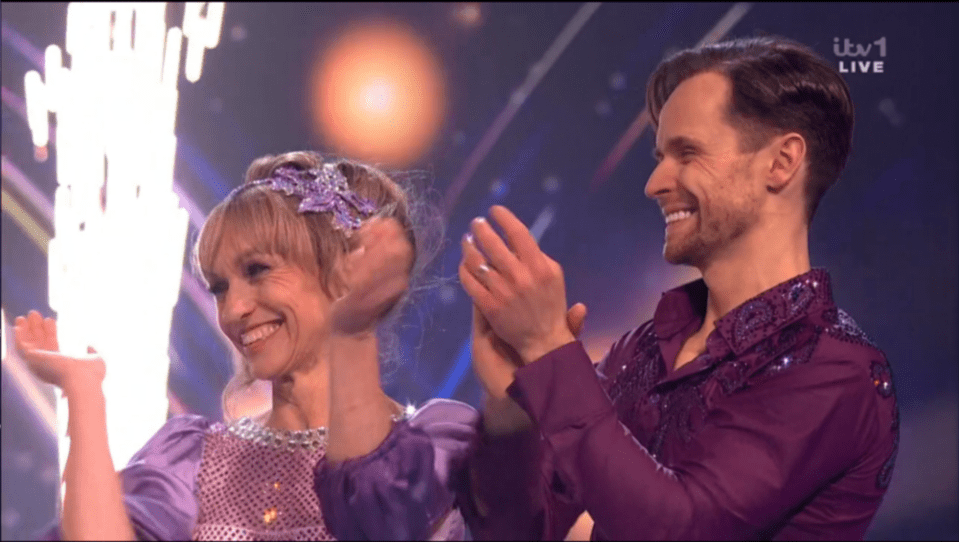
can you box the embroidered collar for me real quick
[654,268,835,357]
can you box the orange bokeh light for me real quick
[310,20,446,167]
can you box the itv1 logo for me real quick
[833,37,887,74]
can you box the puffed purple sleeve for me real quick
[40,414,211,541]
[315,398,479,541]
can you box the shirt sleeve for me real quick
[464,335,629,541]
[38,414,211,541]
[463,413,584,541]
[315,398,479,541]
[506,340,879,540]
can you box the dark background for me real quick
[2,3,956,539]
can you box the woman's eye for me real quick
[246,262,270,278]
[209,281,227,296]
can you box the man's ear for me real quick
[766,132,806,194]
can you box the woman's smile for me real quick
[240,319,284,354]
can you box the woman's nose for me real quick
[222,283,256,322]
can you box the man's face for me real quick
[646,71,765,269]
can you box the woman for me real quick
[15,151,478,540]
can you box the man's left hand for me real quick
[459,205,576,364]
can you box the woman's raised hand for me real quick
[329,217,414,336]
[14,310,105,392]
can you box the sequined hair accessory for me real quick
[230,164,378,232]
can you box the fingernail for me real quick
[464,233,474,244]
[473,216,486,224]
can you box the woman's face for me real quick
[207,232,332,380]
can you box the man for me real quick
[458,36,898,540]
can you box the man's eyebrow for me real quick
[652,136,704,160]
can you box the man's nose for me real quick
[644,161,673,200]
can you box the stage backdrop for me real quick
[2,3,956,540]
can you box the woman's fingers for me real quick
[27,310,44,338]
[14,314,40,352]
[44,317,59,350]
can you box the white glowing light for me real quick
[362,80,395,113]
[183,2,224,83]
[24,71,48,146]
[22,2,224,503]
[1,309,7,361]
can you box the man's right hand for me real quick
[471,302,586,400]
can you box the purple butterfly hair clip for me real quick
[230,164,378,233]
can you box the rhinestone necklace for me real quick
[227,411,409,452]
[228,417,328,452]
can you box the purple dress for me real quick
[45,398,478,541]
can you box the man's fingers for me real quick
[461,234,510,299]
[471,303,492,334]
[470,217,521,281]
[489,205,541,262]
[461,234,488,272]
[567,302,587,338]
[459,260,486,299]
[459,260,498,310]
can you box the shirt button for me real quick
[649,393,660,404]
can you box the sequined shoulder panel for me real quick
[816,307,899,490]
[192,423,335,541]
[820,307,880,350]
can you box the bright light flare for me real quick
[453,3,483,28]
[24,71,48,146]
[22,3,222,503]
[310,20,446,167]
[1,309,6,361]
[362,79,395,113]
[183,2,224,82]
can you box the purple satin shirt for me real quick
[468,269,899,540]
[42,398,478,541]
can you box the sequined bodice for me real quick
[192,423,335,541]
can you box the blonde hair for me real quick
[193,151,433,421]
